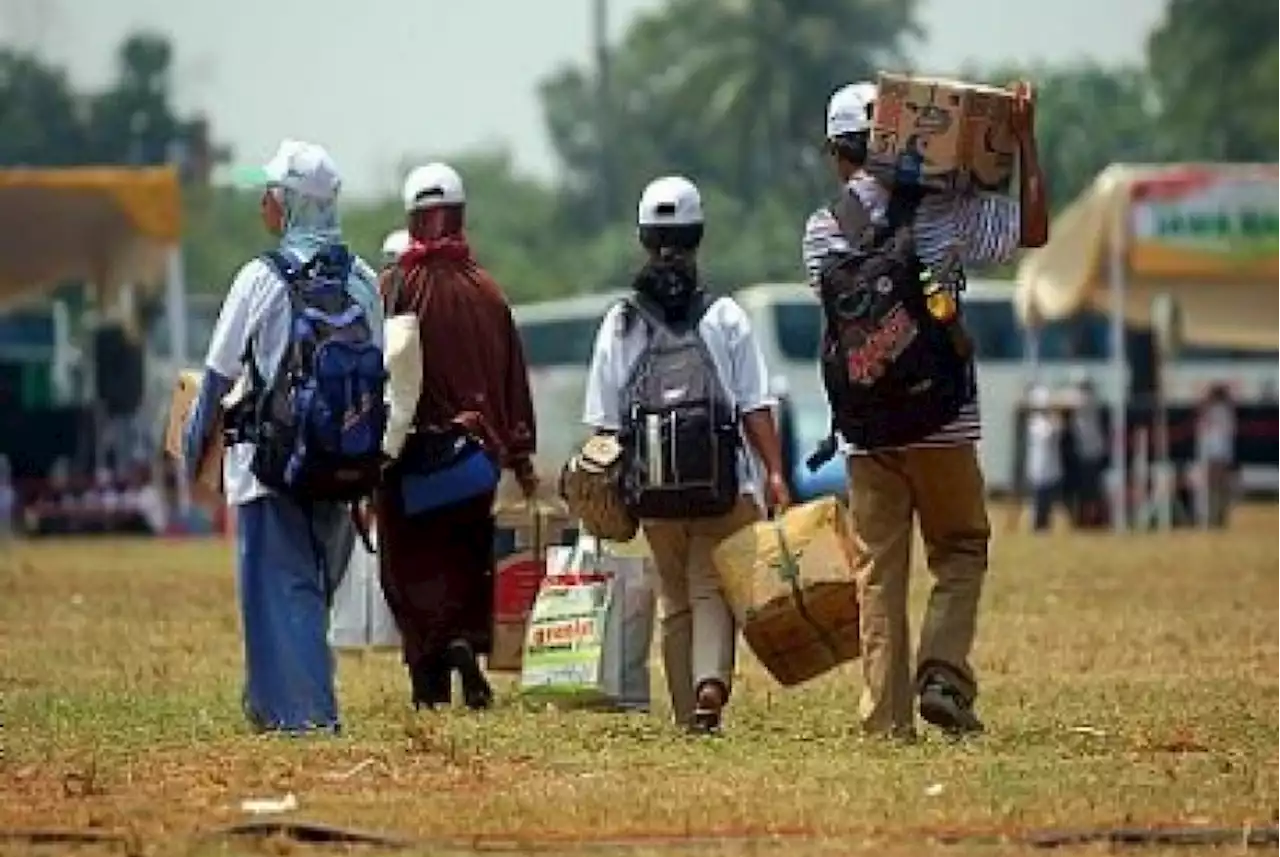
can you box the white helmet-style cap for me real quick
[234,139,343,201]
[826,81,878,138]
[380,228,411,264]
[401,162,465,212]
[637,175,704,227]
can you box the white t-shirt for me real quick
[204,253,382,506]
[582,295,776,503]
[1025,411,1063,487]
[1197,401,1235,464]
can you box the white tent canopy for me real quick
[1015,163,1278,350]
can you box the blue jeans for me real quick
[235,495,354,732]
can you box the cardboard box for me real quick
[164,370,225,497]
[868,73,1017,193]
[488,478,578,672]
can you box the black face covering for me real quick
[633,252,701,321]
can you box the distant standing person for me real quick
[1066,374,1108,528]
[1024,385,1064,532]
[1195,383,1236,528]
[583,176,789,733]
[801,79,1048,738]
[376,162,539,711]
[184,139,385,734]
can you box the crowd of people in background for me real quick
[0,453,220,538]
[1020,376,1239,531]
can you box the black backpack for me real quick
[618,292,740,520]
[815,188,973,452]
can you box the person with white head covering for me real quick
[799,78,1050,739]
[1024,384,1064,532]
[182,139,384,735]
[375,160,537,712]
[380,228,411,267]
[581,175,786,733]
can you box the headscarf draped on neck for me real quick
[274,186,343,261]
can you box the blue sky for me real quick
[0,0,1167,198]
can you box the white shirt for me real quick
[1197,401,1235,464]
[1025,410,1063,487]
[204,253,383,506]
[0,482,14,530]
[800,173,1021,450]
[582,295,775,502]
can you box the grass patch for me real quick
[1,505,1276,855]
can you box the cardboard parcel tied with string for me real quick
[711,496,861,687]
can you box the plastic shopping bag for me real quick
[329,530,402,650]
[519,535,656,710]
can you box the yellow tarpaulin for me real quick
[1015,163,1278,350]
[0,166,182,310]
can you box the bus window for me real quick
[1035,310,1109,360]
[963,300,1023,359]
[518,317,600,368]
[773,301,823,362]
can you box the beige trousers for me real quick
[847,444,990,734]
[643,497,761,724]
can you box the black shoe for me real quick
[919,679,984,736]
[446,640,493,711]
[411,653,451,710]
[690,680,726,735]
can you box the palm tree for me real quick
[654,0,922,201]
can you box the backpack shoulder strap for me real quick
[260,249,303,286]
[829,186,875,248]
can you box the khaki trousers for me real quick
[643,497,761,725]
[847,444,990,734]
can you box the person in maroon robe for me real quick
[376,162,537,710]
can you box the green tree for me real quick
[970,63,1170,209]
[85,32,180,165]
[541,0,922,231]
[0,50,88,165]
[1147,0,1279,161]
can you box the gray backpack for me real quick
[618,292,740,520]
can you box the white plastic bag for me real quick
[329,531,402,650]
[519,534,655,709]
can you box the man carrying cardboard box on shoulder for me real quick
[800,77,1048,740]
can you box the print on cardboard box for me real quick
[964,90,1016,193]
[870,77,965,190]
[869,73,1016,194]
[488,502,578,673]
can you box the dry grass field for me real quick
[1,504,1277,856]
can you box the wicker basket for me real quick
[711,497,860,687]
[559,434,639,543]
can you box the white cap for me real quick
[1028,384,1053,409]
[637,175,703,227]
[826,82,877,138]
[402,162,465,212]
[236,139,342,201]
[380,228,411,263]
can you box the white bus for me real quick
[508,282,1279,498]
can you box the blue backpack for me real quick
[244,245,387,504]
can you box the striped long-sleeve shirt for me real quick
[800,173,1021,451]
